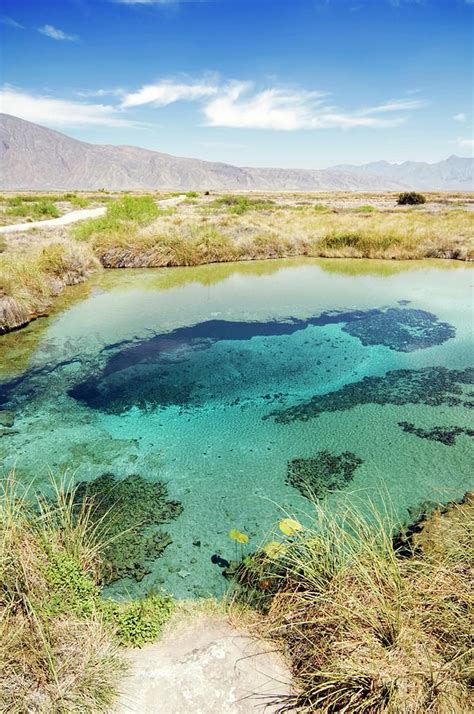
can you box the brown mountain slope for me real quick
[1,113,471,191]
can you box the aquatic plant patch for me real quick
[271,366,474,423]
[398,421,474,446]
[73,473,183,584]
[342,307,455,352]
[286,450,363,500]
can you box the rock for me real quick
[115,616,291,714]
[0,410,15,427]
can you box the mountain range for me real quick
[0,114,472,192]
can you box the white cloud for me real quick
[0,16,24,29]
[453,113,467,122]
[122,81,217,108]
[38,24,78,42]
[360,98,426,114]
[458,138,474,149]
[203,82,412,130]
[0,87,134,128]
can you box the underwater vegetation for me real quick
[272,366,474,423]
[66,306,457,415]
[286,450,363,500]
[73,473,183,584]
[342,307,455,352]
[398,421,474,446]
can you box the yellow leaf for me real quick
[229,529,249,544]
[263,541,287,559]
[279,518,303,536]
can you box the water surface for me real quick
[1,258,473,598]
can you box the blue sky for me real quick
[0,0,472,168]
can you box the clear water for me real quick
[1,258,473,599]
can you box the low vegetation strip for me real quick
[0,194,473,333]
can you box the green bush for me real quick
[185,191,200,198]
[107,195,159,222]
[397,192,426,206]
[104,593,175,647]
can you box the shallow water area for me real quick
[1,257,473,599]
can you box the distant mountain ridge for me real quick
[0,114,472,191]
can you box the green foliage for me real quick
[73,473,183,584]
[41,547,100,618]
[354,204,377,213]
[6,199,60,219]
[185,191,200,198]
[107,194,160,222]
[313,203,332,212]
[103,592,175,647]
[73,195,161,241]
[397,191,426,205]
[211,195,275,214]
[67,194,90,208]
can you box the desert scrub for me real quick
[236,497,473,713]
[0,242,99,332]
[397,191,426,205]
[5,199,60,219]
[210,195,275,214]
[0,475,176,712]
[73,194,162,242]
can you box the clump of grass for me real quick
[237,497,473,713]
[353,204,377,213]
[0,242,99,332]
[0,474,176,712]
[185,191,200,198]
[313,203,332,213]
[6,200,60,220]
[73,195,161,242]
[63,193,90,208]
[211,195,275,214]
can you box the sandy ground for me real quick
[0,194,186,234]
[115,616,292,714]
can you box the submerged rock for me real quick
[286,450,363,500]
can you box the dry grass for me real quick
[236,496,473,713]
[0,242,99,332]
[0,477,125,713]
[89,205,474,268]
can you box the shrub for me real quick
[397,192,426,205]
[107,194,159,222]
[103,593,175,647]
[185,191,200,198]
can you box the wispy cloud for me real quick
[203,82,415,130]
[0,86,134,128]
[359,98,426,114]
[0,16,24,29]
[458,138,474,149]
[38,24,78,42]
[122,81,217,108]
[453,113,467,122]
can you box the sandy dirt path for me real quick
[115,616,292,714]
[0,194,186,234]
